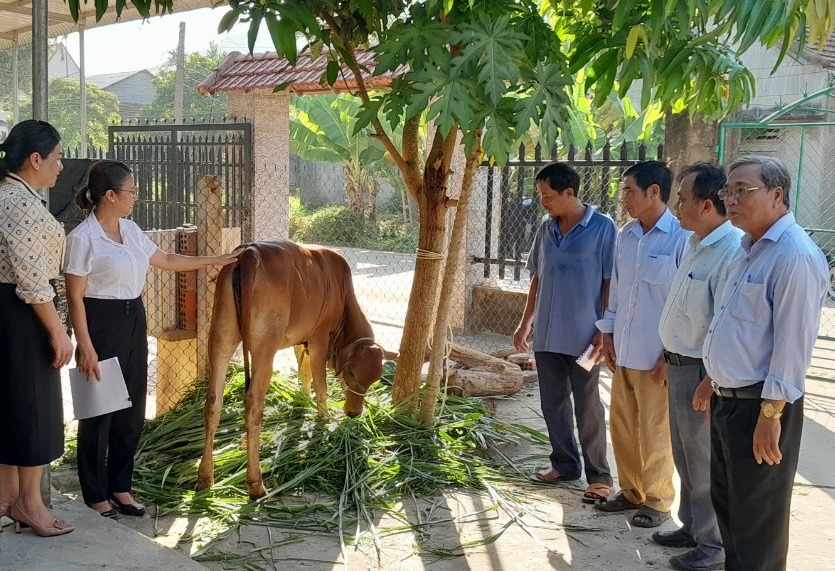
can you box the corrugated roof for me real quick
[88,69,154,89]
[197,48,399,96]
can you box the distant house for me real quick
[88,69,156,121]
[48,43,80,81]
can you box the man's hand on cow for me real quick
[214,251,242,266]
[589,332,616,372]
[513,322,532,353]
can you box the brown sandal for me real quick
[533,468,566,484]
[581,483,612,504]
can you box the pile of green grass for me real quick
[123,366,556,555]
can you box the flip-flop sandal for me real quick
[631,507,671,528]
[593,491,643,512]
[533,468,565,484]
[581,483,613,504]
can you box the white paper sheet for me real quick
[575,344,597,372]
[69,357,132,420]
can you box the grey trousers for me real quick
[534,351,612,485]
[668,362,723,562]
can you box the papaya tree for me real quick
[69,0,835,418]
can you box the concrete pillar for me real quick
[195,176,223,380]
[664,111,719,205]
[227,90,290,241]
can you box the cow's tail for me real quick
[234,244,260,392]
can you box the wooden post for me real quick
[196,176,223,380]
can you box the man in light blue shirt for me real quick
[592,160,690,529]
[703,156,828,571]
[656,164,743,571]
[514,162,615,504]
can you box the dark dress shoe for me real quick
[109,495,146,517]
[669,549,725,570]
[100,508,120,519]
[652,527,697,548]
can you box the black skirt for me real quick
[0,283,65,466]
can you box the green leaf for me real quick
[273,82,292,93]
[218,8,240,34]
[625,25,642,59]
[265,13,298,65]
[326,59,339,86]
[247,11,263,55]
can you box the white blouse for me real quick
[63,214,158,299]
[0,175,65,304]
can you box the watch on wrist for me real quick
[760,401,783,420]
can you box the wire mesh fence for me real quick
[720,122,835,341]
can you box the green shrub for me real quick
[289,192,308,237]
[293,206,372,247]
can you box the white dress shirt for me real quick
[703,213,828,402]
[658,221,744,357]
[63,213,158,299]
[596,208,691,370]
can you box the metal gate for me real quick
[474,141,664,282]
[108,121,254,241]
[719,87,835,340]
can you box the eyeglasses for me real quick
[717,186,766,201]
[119,189,137,198]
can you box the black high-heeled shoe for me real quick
[86,503,119,519]
[109,494,146,517]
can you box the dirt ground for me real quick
[55,341,835,571]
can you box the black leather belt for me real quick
[712,382,764,400]
[663,351,703,366]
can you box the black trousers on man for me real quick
[710,394,803,571]
[77,297,148,505]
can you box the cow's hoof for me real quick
[196,476,214,491]
[248,483,268,500]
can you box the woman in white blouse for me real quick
[64,160,238,519]
[0,120,74,537]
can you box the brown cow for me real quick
[196,240,396,499]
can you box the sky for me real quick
[60,7,276,76]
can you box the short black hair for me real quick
[535,162,581,196]
[678,163,727,216]
[623,160,673,203]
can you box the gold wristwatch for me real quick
[760,401,783,420]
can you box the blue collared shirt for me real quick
[703,213,828,403]
[596,208,691,370]
[527,205,616,357]
[658,221,744,357]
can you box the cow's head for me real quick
[336,338,398,417]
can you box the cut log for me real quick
[448,343,520,375]
[446,368,524,397]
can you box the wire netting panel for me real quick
[722,124,835,340]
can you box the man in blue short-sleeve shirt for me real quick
[514,162,616,504]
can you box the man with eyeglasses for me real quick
[703,155,828,570]
[656,164,743,571]
[591,160,690,529]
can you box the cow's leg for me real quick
[197,285,240,491]
[294,344,313,395]
[307,335,330,417]
[243,350,276,499]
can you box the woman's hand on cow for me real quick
[211,250,242,267]
[76,343,101,381]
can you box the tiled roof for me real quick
[197,48,398,96]
[802,35,835,69]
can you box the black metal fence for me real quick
[107,121,253,240]
[475,141,664,282]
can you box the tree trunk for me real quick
[419,142,481,422]
[446,369,523,397]
[344,168,364,216]
[366,177,378,223]
[391,129,457,409]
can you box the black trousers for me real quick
[710,394,803,571]
[77,297,148,505]
[534,351,612,485]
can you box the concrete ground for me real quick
[6,341,831,571]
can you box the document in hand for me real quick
[69,357,132,420]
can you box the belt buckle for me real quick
[711,382,722,397]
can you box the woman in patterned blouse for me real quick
[0,120,74,537]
